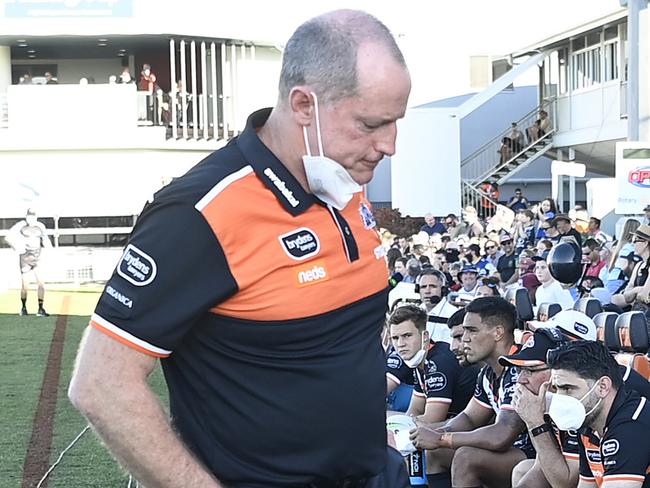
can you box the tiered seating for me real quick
[613,312,650,380]
[537,303,561,322]
[573,297,603,318]
[593,312,619,350]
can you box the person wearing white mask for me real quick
[386,305,478,425]
[69,10,412,488]
[5,208,51,316]
[508,325,650,488]
[546,341,650,488]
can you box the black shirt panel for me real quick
[164,289,388,486]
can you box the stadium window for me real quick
[586,31,601,47]
[572,36,585,51]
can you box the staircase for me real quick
[460,98,557,216]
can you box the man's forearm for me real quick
[527,429,576,488]
[442,422,518,451]
[75,379,222,488]
[438,412,476,433]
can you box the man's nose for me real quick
[374,122,397,157]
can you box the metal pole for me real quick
[627,0,646,141]
[201,41,208,140]
[169,38,177,139]
[180,40,188,140]
[190,40,198,140]
[222,43,229,137]
[210,42,219,140]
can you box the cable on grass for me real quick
[37,425,90,488]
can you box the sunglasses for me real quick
[634,238,648,243]
[501,241,513,245]
[486,246,496,250]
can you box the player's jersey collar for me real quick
[236,108,316,216]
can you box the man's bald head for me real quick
[278,9,406,106]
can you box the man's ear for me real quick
[493,324,505,342]
[598,376,613,398]
[289,87,314,127]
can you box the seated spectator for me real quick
[458,206,484,239]
[552,214,582,246]
[509,122,524,153]
[579,276,604,297]
[536,239,553,259]
[445,214,462,239]
[464,243,496,276]
[404,258,422,284]
[547,341,650,487]
[507,189,530,212]
[417,268,458,344]
[44,72,58,85]
[448,262,463,291]
[498,137,514,165]
[645,204,650,226]
[454,266,480,304]
[612,224,650,313]
[476,277,501,297]
[497,234,519,287]
[583,240,606,278]
[118,67,134,84]
[514,210,536,256]
[422,213,446,236]
[484,239,504,270]
[602,251,639,295]
[587,217,611,244]
[534,259,575,310]
[387,305,478,425]
[507,320,650,488]
[527,110,551,143]
[409,297,534,488]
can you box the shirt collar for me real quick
[235,108,316,216]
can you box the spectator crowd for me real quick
[383,197,650,488]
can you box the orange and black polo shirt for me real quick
[91,108,390,486]
[579,389,650,487]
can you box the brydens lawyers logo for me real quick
[628,167,650,188]
[279,227,320,260]
[117,244,157,286]
[295,260,329,287]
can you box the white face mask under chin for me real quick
[547,381,602,431]
[302,92,361,210]
[403,333,428,368]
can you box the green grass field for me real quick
[0,309,168,488]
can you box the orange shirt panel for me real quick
[200,174,388,321]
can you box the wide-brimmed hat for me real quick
[633,224,650,241]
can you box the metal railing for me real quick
[461,180,499,219]
[461,98,557,185]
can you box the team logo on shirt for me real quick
[586,448,601,463]
[602,439,619,456]
[359,202,376,230]
[295,260,329,287]
[117,244,157,286]
[522,336,535,350]
[425,372,447,392]
[279,227,320,260]
[387,355,403,369]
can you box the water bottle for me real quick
[407,449,427,486]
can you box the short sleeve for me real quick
[91,202,238,357]
[601,419,650,484]
[472,366,492,410]
[578,436,596,481]
[498,366,519,410]
[386,350,414,386]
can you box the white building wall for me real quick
[391,108,460,216]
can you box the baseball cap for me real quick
[500,234,513,244]
[459,265,479,276]
[544,309,597,341]
[499,327,566,367]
